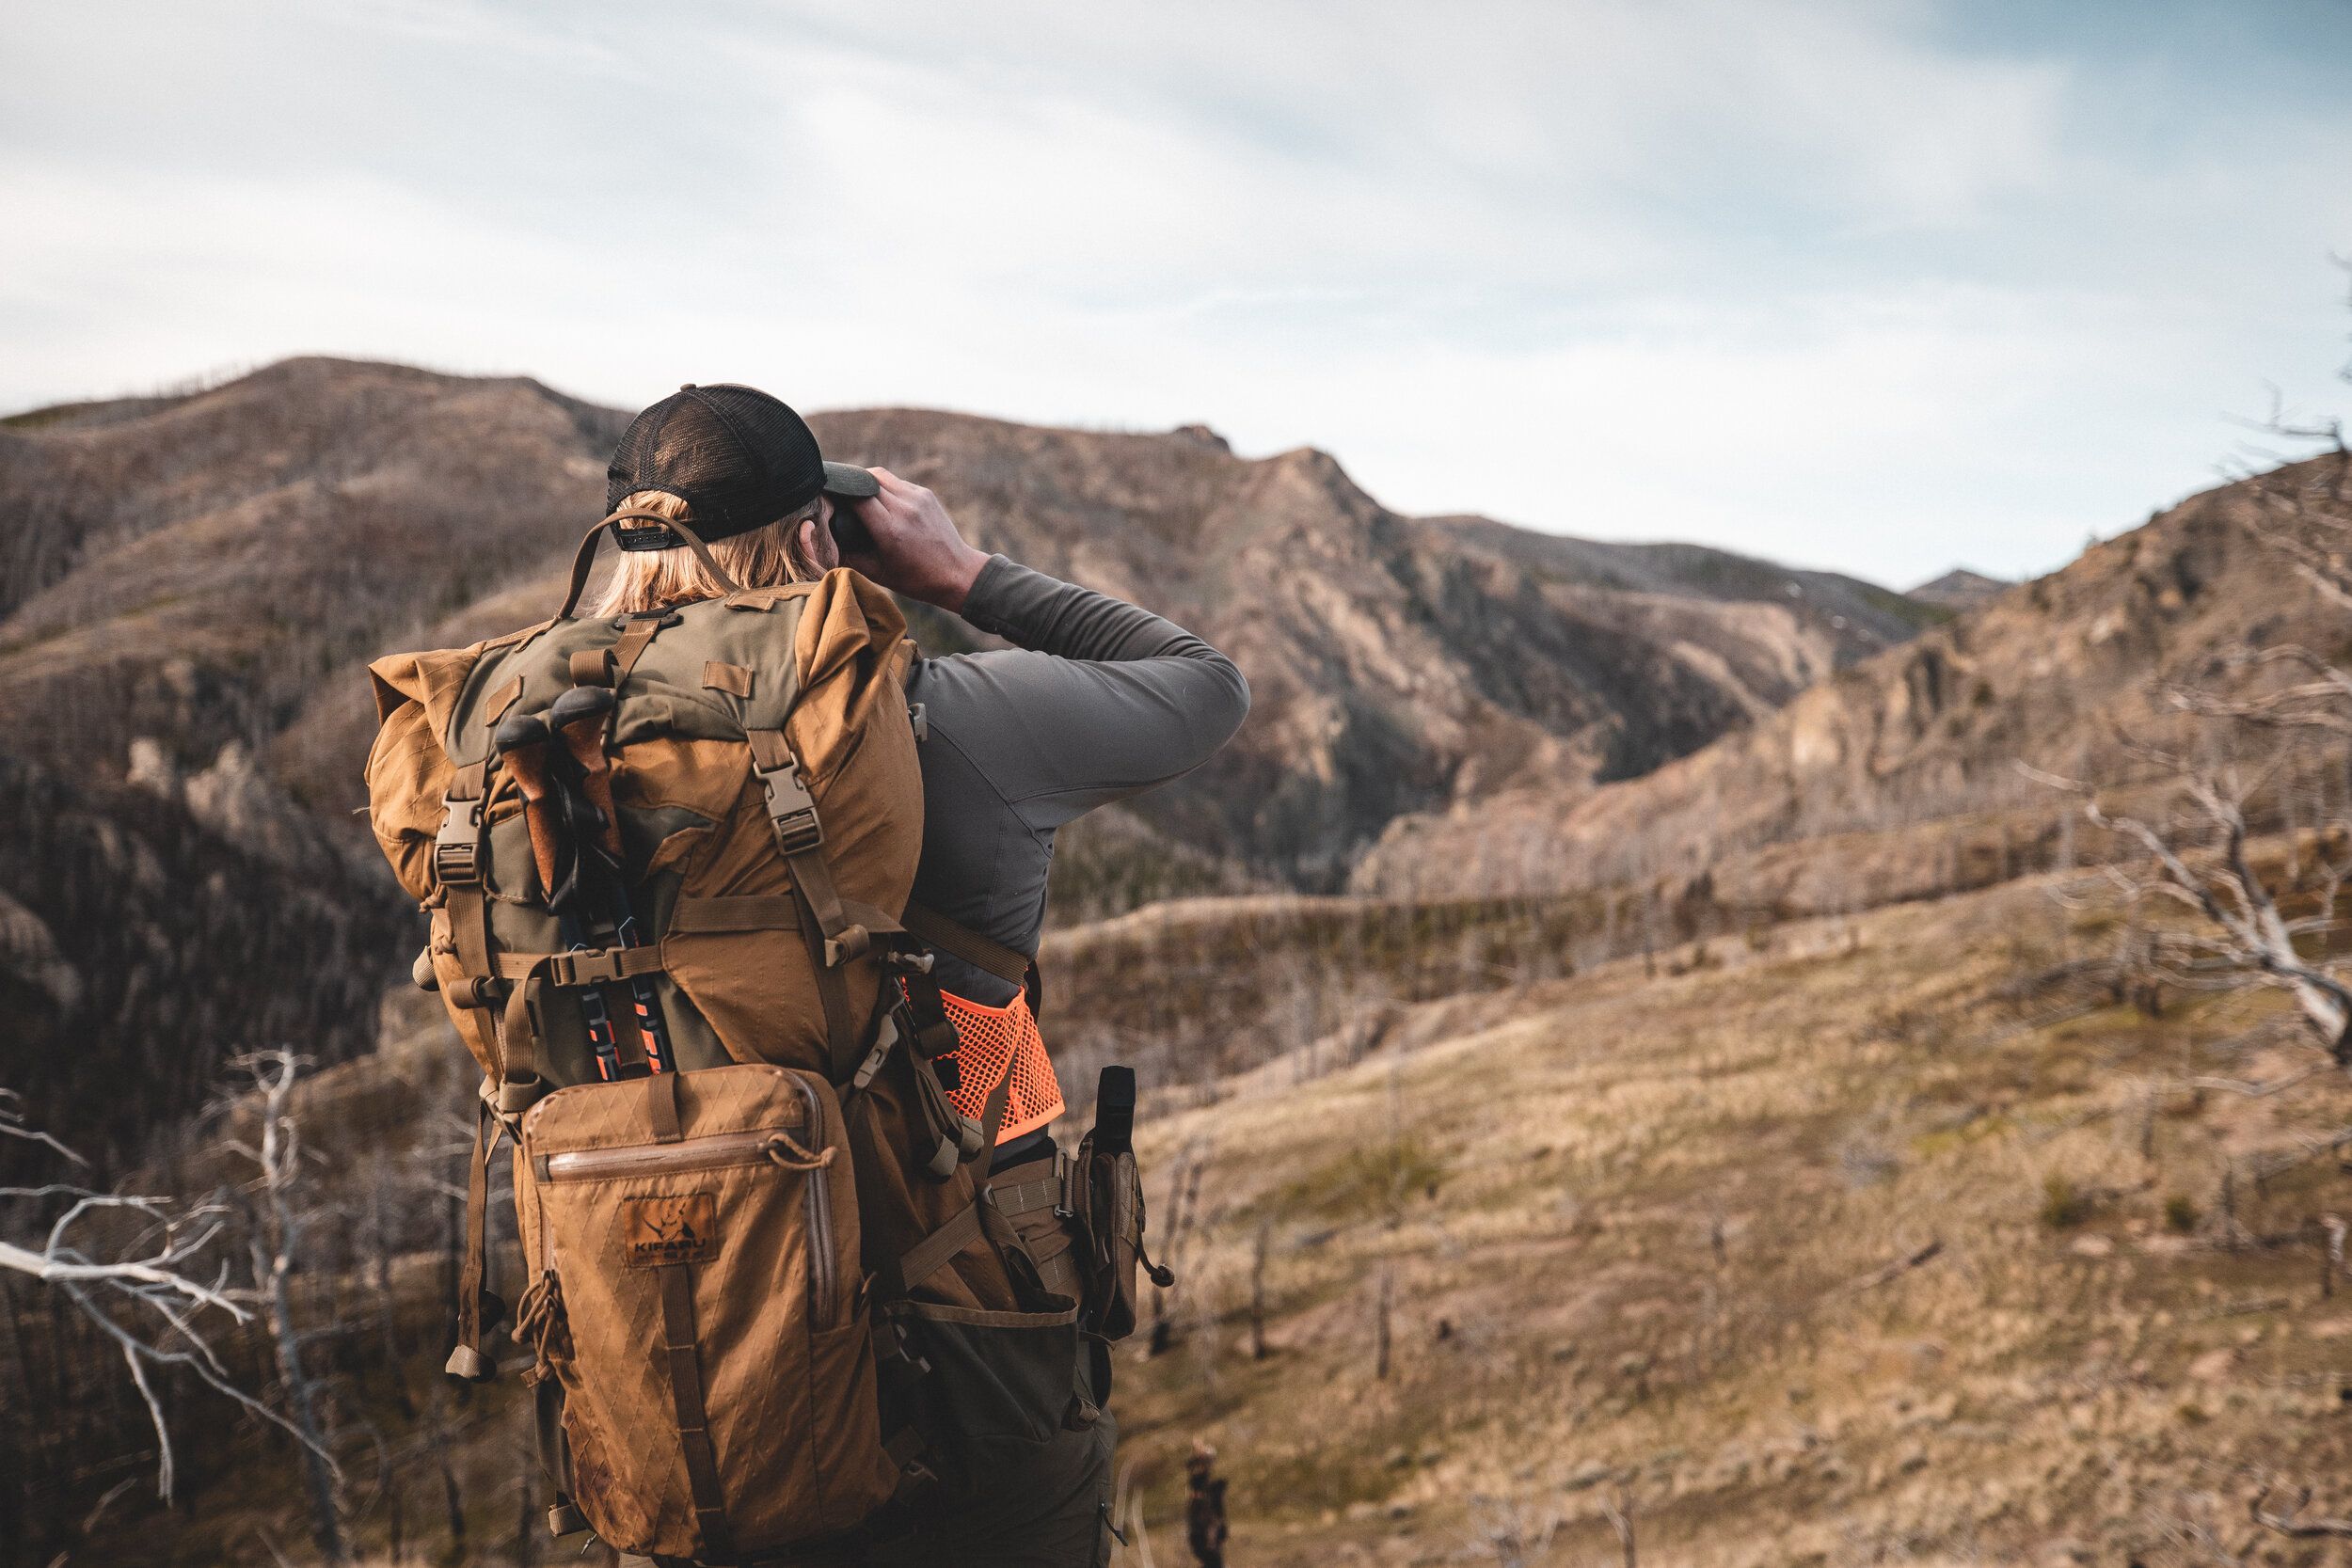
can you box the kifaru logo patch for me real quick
[622,1193,719,1267]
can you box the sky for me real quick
[4,0,2348,588]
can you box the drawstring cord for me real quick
[512,1269,572,1386]
[763,1130,835,1172]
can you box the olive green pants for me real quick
[620,1342,1116,1568]
[858,1400,1116,1567]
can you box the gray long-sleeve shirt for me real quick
[904,556,1250,1008]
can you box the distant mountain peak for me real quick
[1169,422,1231,453]
[1907,567,2010,610]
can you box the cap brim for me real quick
[820,461,881,499]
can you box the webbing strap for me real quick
[444,881,494,981]
[741,727,866,1076]
[901,902,1034,989]
[667,895,801,934]
[493,945,666,987]
[657,1265,736,1563]
[701,660,754,698]
[648,1068,684,1144]
[436,759,503,1058]
[532,1379,576,1506]
[974,1033,1016,1152]
[793,889,859,1084]
[899,969,961,1062]
[556,512,741,621]
[888,1200,984,1300]
[608,615,664,687]
[988,1164,1064,1220]
[745,729,871,968]
[988,1159,1079,1284]
[444,1099,497,1382]
[496,959,545,1102]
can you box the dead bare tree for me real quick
[0,1087,323,1504]
[1247,1219,1271,1361]
[220,1051,351,1565]
[2024,744,2352,1063]
[1470,1497,1557,1567]
[2015,307,2352,1270]
[1148,1138,1211,1358]
[2015,357,2352,1058]
[1600,1479,1639,1568]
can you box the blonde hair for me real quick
[589,490,823,617]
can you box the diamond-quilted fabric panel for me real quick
[516,1065,894,1557]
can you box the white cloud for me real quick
[3,0,2346,585]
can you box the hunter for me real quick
[366,382,1246,1567]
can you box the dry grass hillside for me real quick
[42,847,2352,1566]
[1106,863,2352,1567]
[21,356,2339,1565]
[1355,456,2348,911]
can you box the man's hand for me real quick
[834,468,991,613]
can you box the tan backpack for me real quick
[364,515,1080,1561]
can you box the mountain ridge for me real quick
[2,356,1933,873]
[0,356,1937,1164]
[1353,453,2345,907]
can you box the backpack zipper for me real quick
[539,1129,792,1180]
[539,1085,837,1322]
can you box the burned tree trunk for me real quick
[1248,1219,1270,1362]
[1185,1443,1230,1568]
[230,1052,350,1566]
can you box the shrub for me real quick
[2041,1174,2092,1230]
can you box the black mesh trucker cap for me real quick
[605,383,880,549]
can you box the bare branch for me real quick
[2180,1063,2330,1099]
[2252,1485,2352,1539]
[0,1088,87,1165]
[0,1076,335,1503]
[2033,762,2352,1062]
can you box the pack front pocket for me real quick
[514,1064,896,1560]
[886,1298,1082,1498]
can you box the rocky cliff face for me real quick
[0,750,404,1179]
[805,409,1926,882]
[1353,456,2346,905]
